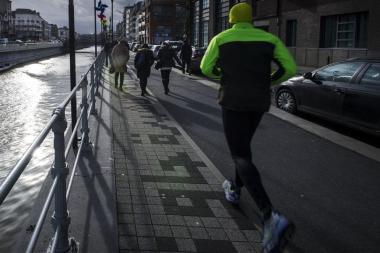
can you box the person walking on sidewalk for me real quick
[134,43,155,96]
[180,40,192,75]
[156,41,182,95]
[111,38,130,90]
[200,3,297,253]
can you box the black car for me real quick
[190,47,206,73]
[275,57,380,135]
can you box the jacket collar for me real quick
[232,22,253,29]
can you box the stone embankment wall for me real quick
[0,43,64,72]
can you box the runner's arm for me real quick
[271,38,297,85]
[200,37,221,80]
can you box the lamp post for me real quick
[68,0,77,149]
[94,0,98,56]
[111,0,114,41]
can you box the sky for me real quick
[12,0,137,34]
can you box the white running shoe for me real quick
[262,211,295,253]
[222,180,240,205]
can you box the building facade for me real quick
[0,0,12,38]
[252,0,380,67]
[128,2,144,42]
[12,9,45,41]
[58,26,69,41]
[123,6,133,41]
[145,0,187,45]
[50,24,58,40]
[190,0,380,67]
[42,19,51,41]
[190,0,250,47]
[138,5,146,43]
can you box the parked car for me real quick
[275,57,380,135]
[15,39,24,45]
[167,40,183,52]
[131,43,141,52]
[190,47,206,73]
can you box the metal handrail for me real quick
[0,49,105,253]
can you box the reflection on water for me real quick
[0,47,97,252]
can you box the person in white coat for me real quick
[111,38,130,90]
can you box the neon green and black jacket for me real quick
[200,22,296,111]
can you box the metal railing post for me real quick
[95,59,100,96]
[50,107,78,253]
[90,66,97,115]
[80,76,92,152]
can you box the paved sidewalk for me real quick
[110,71,263,253]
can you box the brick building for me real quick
[253,0,380,67]
[145,0,187,44]
[190,0,380,67]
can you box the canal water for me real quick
[0,47,98,252]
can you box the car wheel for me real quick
[276,89,297,113]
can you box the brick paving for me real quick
[110,72,262,253]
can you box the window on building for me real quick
[216,0,230,33]
[192,1,200,46]
[203,0,209,9]
[286,20,297,47]
[202,21,209,47]
[360,64,380,86]
[320,12,368,48]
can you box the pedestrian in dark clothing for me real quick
[201,3,297,253]
[156,41,182,94]
[134,44,155,96]
[180,40,192,74]
[104,40,112,67]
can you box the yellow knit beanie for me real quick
[229,3,253,24]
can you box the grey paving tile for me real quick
[170,226,190,238]
[136,225,155,236]
[232,241,257,253]
[217,218,239,229]
[224,229,247,242]
[151,214,169,225]
[205,199,224,208]
[118,214,134,224]
[133,205,148,214]
[147,204,165,214]
[205,228,229,240]
[119,236,138,250]
[176,197,193,207]
[200,217,221,228]
[188,227,209,239]
[134,214,152,224]
[118,224,136,236]
[167,215,186,226]
[138,237,157,251]
[184,216,203,227]
[153,225,173,237]
[211,207,231,218]
[175,238,197,252]
[242,230,261,243]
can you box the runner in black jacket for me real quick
[201,3,296,253]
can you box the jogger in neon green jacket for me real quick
[201,3,296,253]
